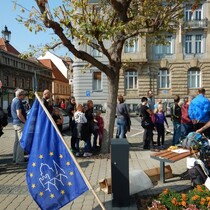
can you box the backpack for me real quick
[0,110,8,127]
[188,162,208,187]
[200,146,210,169]
[181,132,202,149]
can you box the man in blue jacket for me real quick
[188,88,210,137]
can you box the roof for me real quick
[0,38,20,55]
[39,59,69,83]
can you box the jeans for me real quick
[92,129,99,150]
[13,124,25,163]
[116,117,127,139]
[84,137,92,153]
[143,127,153,148]
[156,123,165,146]
[181,123,193,140]
[172,121,181,146]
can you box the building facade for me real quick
[0,38,52,110]
[39,59,71,100]
[121,0,210,111]
[73,0,210,112]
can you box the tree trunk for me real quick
[101,73,119,153]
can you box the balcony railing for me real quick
[183,18,208,29]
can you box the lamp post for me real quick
[1,25,11,43]
[33,71,38,92]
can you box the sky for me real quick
[0,1,70,57]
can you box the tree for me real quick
[15,0,198,153]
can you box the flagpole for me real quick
[34,92,106,210]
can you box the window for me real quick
[12,77,17,87]
[154,36,174,55]
[185,35,192,53]
[195,4,202,20]
[185,4,202,21]
[185,4,193,21]
[26,78,31,89]
[20,78,24,88]
[185,34,204,54]
[124,37,138,53]
[158,69,170,88]
[3,75,8,86]
[188,69,200,88]
[125,70,138,89]
[93,71,102,91]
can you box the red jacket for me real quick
[181,103,192,124]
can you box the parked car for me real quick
[57,108,70,131]
[26,107,70,131]
[93,104,106,113]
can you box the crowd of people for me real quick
[4,88,105,163]
[2,86,210,163]
[139,88,210,151]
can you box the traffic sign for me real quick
[86,90,91,97]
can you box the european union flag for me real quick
[20,99,89,210]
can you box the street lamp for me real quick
[1,26,11,43]
[33,71,37,92]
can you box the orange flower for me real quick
[201,198,206,203]
[182,193,187,200]
[172,198,177,205]
[163,188,168,194]
[181,201,186,207]
[192,195,200,201]
[197,185,203,192]
[206,197,210,201]
[208,201,210,206]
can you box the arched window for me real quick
[158,69,170,88]
[188,68,200,88]
[125,70,138,89]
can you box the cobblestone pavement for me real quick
[0,119,192,210]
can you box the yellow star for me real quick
[50,194,55,198]
[32,184,36,188]
[66,162,70,166]
[69,172,74,176]
[32,162,36,167]
[59,154,63,158]
[30,173,33,177]
[61,190,65,195]
[39,154,43,159]
[39,192,44,196]
[68,182,72,186]
[49,152,54,156]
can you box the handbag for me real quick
[141,118,153,129]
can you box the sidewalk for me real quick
[0,123,192,210]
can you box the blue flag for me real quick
[20,99,89,210]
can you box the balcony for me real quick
[183,18,208,29]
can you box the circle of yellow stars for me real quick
[30,152,74,199]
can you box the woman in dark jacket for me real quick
[140,97,154,150]
[116,95,130,138]
[83,100,94,157]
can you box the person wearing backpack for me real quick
[171,95,182,146]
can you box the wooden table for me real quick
[150,149,196,183]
